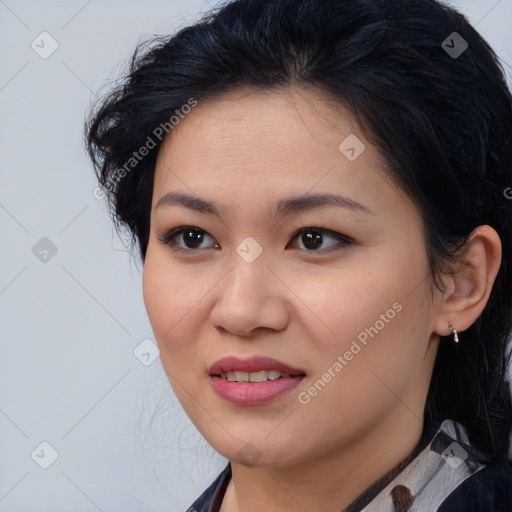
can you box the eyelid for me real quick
[288,226,354,247]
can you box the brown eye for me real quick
[288,228,353,252]
[300,231,323,250]
[157,226,218,252]
[181,229,206,249]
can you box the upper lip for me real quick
[209,356,306,376]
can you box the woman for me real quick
[85,0,512,510]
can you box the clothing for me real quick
[186,418,512,512]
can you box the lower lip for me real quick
[210,375,305,405]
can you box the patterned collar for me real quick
[357,419,488,511]
[188,419,489,512]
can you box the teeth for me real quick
[249,371,267,383]
[218,370,294,382]
[234,371,250,382]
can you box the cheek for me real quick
[139,241,210,429]
[290,262,402,348]
[290,299,429,452]
[293,249,431,391]
[142,250,201,359]
[143,252,172,337]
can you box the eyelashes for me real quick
[156,225,354,255]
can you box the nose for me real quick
[209,251,290,338]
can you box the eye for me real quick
[287,227,353,252]
[156,226,218,253]
[157,225,353,254]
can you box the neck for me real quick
[222,406,427,512]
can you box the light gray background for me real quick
[0,1,511,511]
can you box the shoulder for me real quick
[185,463,232,512]
[437,461,512,512]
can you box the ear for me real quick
[433,225,502,338]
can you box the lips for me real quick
[208,356,307,405]
[208,356,306,376]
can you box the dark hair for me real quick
[85,0,512,463]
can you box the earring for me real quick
[448,321,459,343]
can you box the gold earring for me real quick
[448,321,459,343]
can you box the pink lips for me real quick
[209,356,306,406]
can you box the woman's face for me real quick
[143,87,443,467]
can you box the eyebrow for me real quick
[155,191,374,217]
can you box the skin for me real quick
[142,86,501,512]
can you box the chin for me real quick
[210,434,306,468]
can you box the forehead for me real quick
[157,86,360,163]
[151,86,406,218]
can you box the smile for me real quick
[218,370,296,382]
